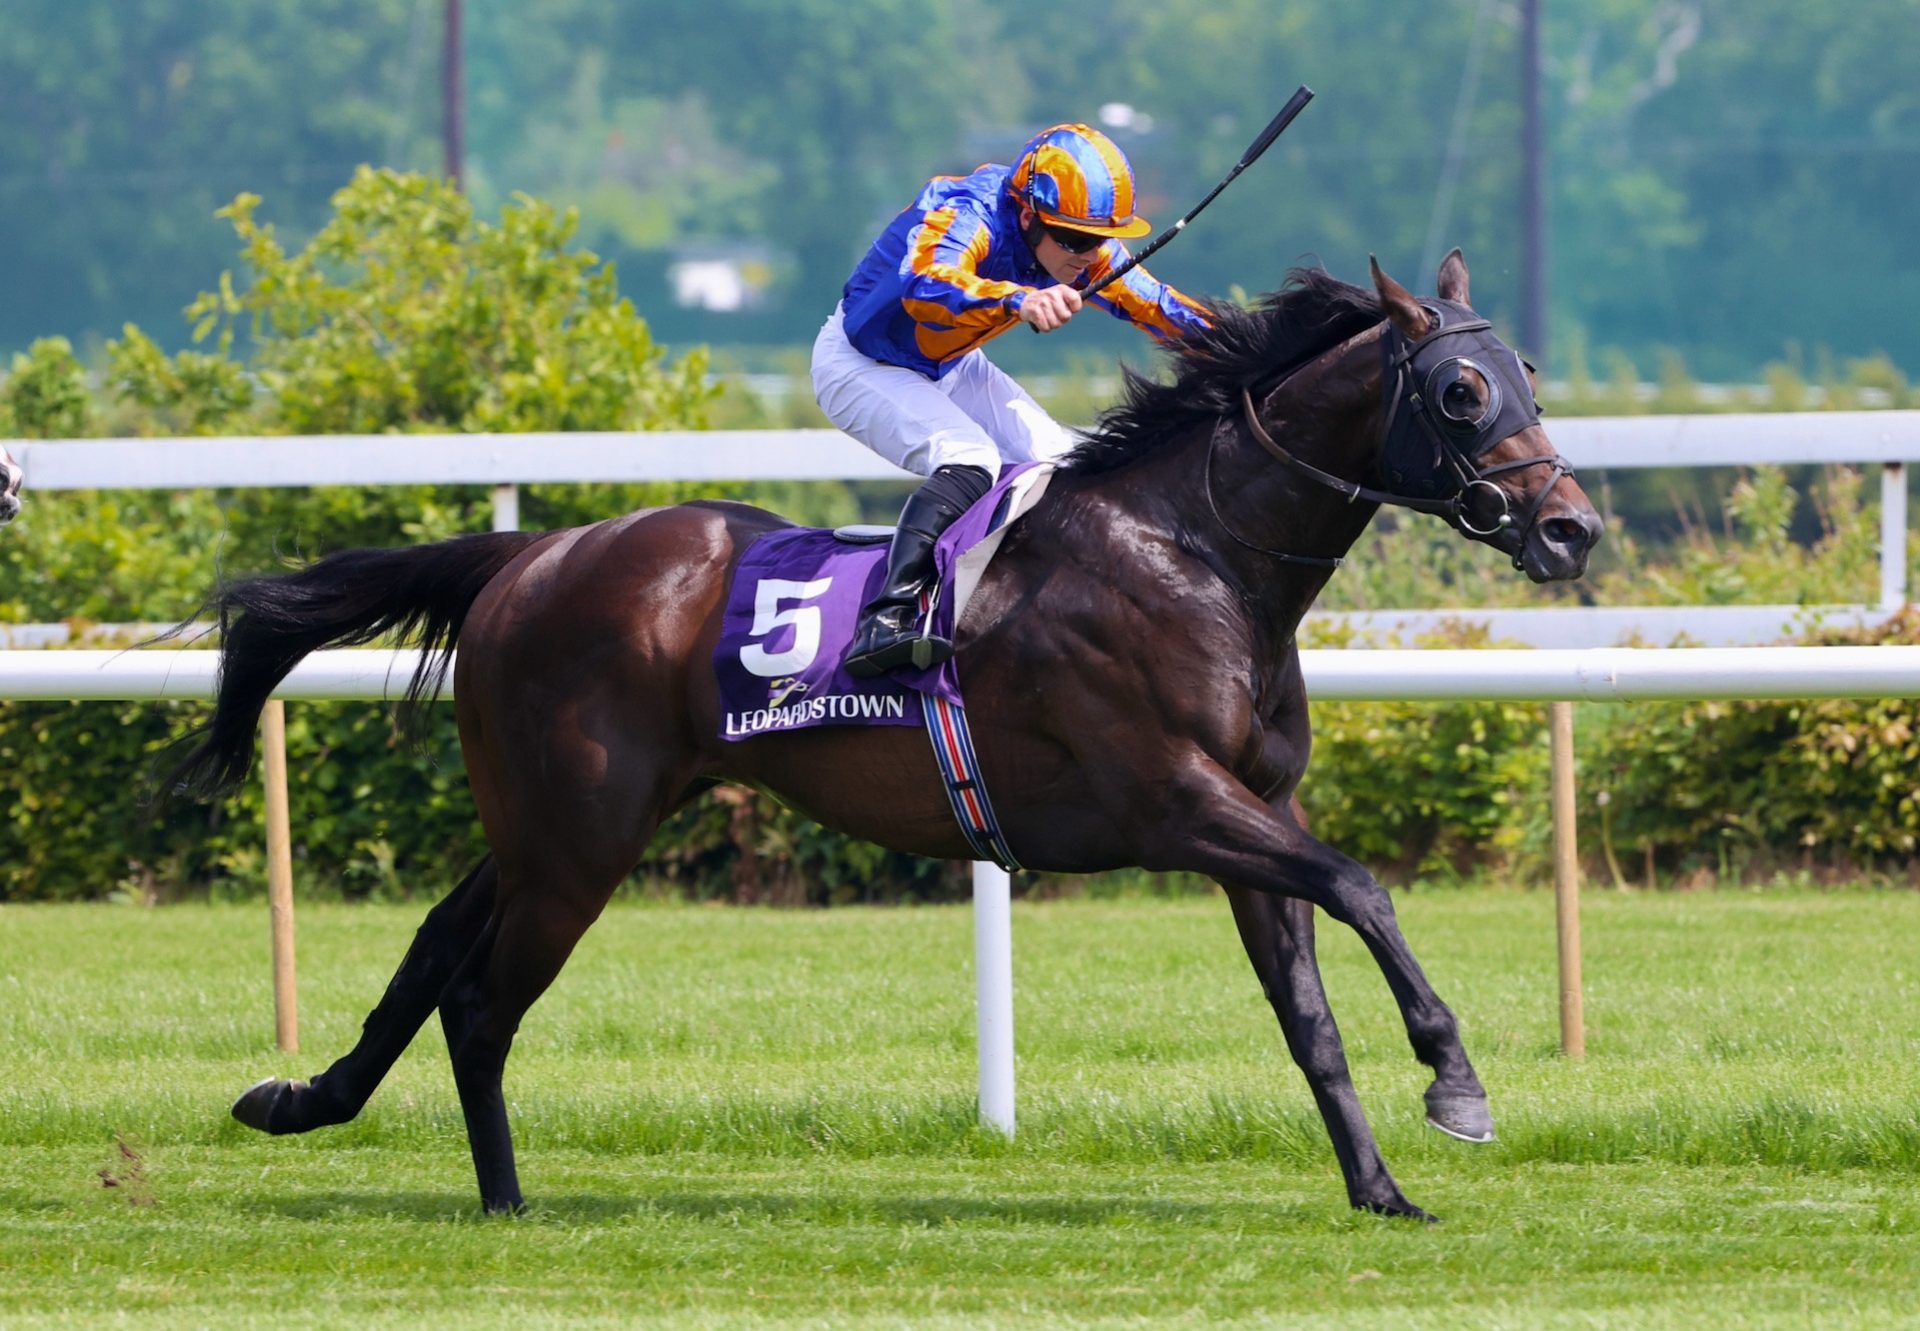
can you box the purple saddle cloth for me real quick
[714,463,1044,741]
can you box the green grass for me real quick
[2,890,1918,1327]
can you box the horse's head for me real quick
[0,442,22,526]
[1364,251,1602,582]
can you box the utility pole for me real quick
[1519,0,1546,364]
[442,0,464,190]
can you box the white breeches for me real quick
[811,303,1076,477]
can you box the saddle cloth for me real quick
[714,462,1053,741]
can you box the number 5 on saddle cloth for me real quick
[712,463,1054,870]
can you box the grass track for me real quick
[2,890,1918,1327]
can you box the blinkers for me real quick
[1376,300,1548,535]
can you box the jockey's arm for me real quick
[901,203,1092,340]
[1083,243,1213,343]
[900,204,1031,339]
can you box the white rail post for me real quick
[1881,463,1907,610]
[1549,701,1585,1058]
[261,699,299,1053]
[973,861,1015,1136]
[490,483,520,533]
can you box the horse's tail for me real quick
[165,531,542,799]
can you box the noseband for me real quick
[1217,303,1577,566]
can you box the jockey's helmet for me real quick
[1008,124,1153,239]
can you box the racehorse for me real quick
[169,251,1603,1222]
[0,441,22,525]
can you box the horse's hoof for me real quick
[1358,1196,1439,1224]
[1424,1089,1496,1143]
[231,1077,306,1134]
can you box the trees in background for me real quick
[3,1,1916,377]
[0,0,423,352]
[1,168,718,628]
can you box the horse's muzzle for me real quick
[1520,509,1603,583]
[0,453,20,525]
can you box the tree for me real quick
[128,167,712,435]
[0,0,427,353]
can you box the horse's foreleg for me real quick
[1223,885,1432,1221]
[233,855,498,1135]
[1161,764,1493,1146]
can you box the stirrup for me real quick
[845,610,953,678]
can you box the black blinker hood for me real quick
[1376,299,1541,499]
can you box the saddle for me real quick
[713,462,1052,742]
[710,464,1055,868]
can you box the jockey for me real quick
[815,122,1211,677]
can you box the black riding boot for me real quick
[844,463,994,678]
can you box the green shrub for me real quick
[0,686,967,904]
[0,696,479,903]
[1583,613,1920,883]
[0,337,94,438]
[106,168,716,438]
[1318,463,1885,616]
[0,173,763,901]
[1296,623,1552,882]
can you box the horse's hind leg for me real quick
[233,856,499,1134]
[1224,886,1433,1222]
[436,866,632,1213]
[435,731,684,1212]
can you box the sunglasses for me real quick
[1043,224,1105,255]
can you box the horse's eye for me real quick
[1442,380,1477,415]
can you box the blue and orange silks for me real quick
[839,163,1211,382]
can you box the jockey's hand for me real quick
[1018,285,1082,333]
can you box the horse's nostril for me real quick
[1541,516,1590,548]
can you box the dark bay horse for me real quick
[172,251,1602,1221]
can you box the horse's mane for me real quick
[1062,266,1384,475]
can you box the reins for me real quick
[1202,418,1344,567]
[1236,384,1457,519]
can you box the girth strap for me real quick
[922,692,1021,872]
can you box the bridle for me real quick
[1207,302,1577,568]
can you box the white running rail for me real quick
[9,645,1920,703]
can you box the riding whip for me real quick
[1086,85,1315,299]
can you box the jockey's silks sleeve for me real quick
[898,203,1027,365]
[1083,243,1213,343]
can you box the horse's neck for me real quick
[1009,326,1389,656]
[1194,329,1389,628]
[1215,452,1380,647]
[1032,411,1376,655]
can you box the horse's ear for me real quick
[1370,255,1431,339]
[1436,247,1470,304]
